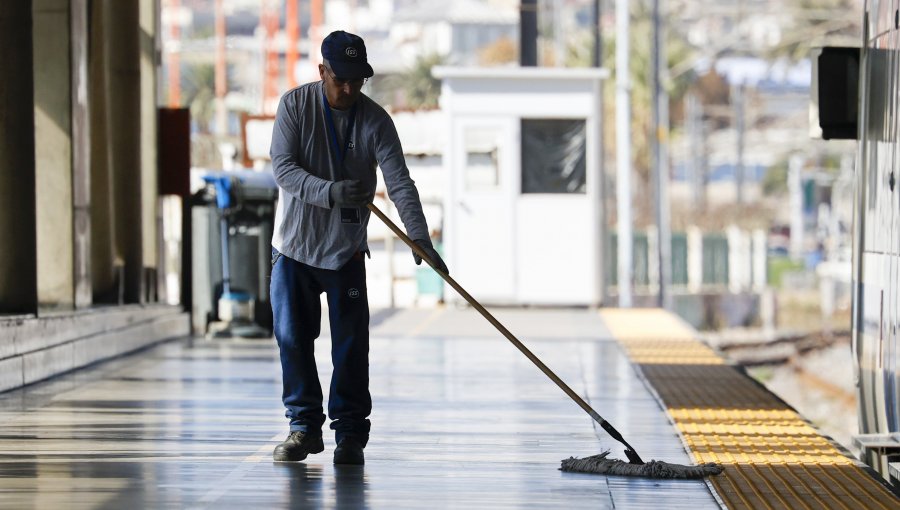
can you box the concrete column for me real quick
[90,1,144,303]
[0,2,38,314]
[140,0,159,302]
[89,1,117,301]
[33,0,74,310]
[108,1,143,303]
[72,0,91,308]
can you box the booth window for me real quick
[521,119,586,193]
[464,127,502,191]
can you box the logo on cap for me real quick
[346,47,358,58]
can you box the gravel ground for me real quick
[746,338,859,455]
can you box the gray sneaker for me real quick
[273,431,324,462]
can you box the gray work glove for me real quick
[329,179,372,207]
[413,239,449,274]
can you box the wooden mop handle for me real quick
[366,202,607,425]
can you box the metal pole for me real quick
[700,102,709,210]
[659,84,671,310]
[686,93,706,209]
[789,154,804,260]
[684,92,700,204]
[553,0,564,66]
[592,0,601,67]
[652,0,671,310]
[520,0,538,66]
[616,0,632,307]
[219,216,231,295]
[735,83,745,205]
[592,0,605,305]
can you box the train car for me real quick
[823,0,900,484]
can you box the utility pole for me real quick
[286,0,299,89]
[553,0,564,66]
[651,0,671,310]
[593,0,605,305]
[311,0,324,75]
[215,0,226,135]
[260,0,280,115]
[616,0,632,307]
[521,0,538,66]
[789,154,804,260]
[593,0,601,67]
[734,83,745,205]
[686,93,706,210]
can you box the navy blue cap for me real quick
[321,30,374,79]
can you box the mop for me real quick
[561,451,723,478]
[368,203,724,479]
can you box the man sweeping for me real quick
[268,30,448,465]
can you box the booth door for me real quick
[448,118,517,303]
[514,117,594,305]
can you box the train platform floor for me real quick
[0,306,895,509]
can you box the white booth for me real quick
[433,66,609,306]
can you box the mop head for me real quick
[560,451,724,479]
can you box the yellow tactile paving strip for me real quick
[601,308,900,510]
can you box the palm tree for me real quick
[182,63,216,133]
[402,53,445,110]
[574,2,695,223]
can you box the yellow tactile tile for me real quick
[601,307,900,510]
[600,308,698,340]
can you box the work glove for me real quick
[330,179,372,207]
[413,239,449,275]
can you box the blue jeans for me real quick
[270,248,371,446]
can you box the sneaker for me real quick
[273,431,324,462]
[333,437,365,465]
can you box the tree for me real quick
[574,1,696,224]
[769,0,861,62]
[182,63,216,133]
[478,36,517,66]
[402,53,445,110]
